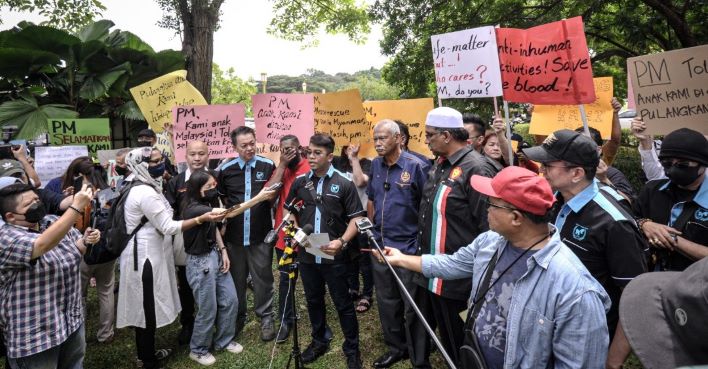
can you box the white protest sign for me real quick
[431,25,503,98]
[34,145,89,188]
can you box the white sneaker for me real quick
[225,341,244,354]
[189,352,216,366]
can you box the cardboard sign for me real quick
[129,70,207,132]
[361,98,434,158]
[496,17,596,104]
[313,89,368,153]
[47,118,111,157]
[628,45,708,134]
[34,145,89,188]
[253,93,315,147]
[106,159,123,188]
[97,148,127,166]
[155,131,175,163]
[171,104,246,162]
[431,26,503,98]
[530,77,614,138]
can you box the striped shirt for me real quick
[0,215,83,358]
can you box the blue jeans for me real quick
[8,324,85,369]
[186,250,238,355]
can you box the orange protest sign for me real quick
[313,89,368,153]
[529,77,613,138]
[360,98,434,158]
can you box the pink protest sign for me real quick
[253,93,315,147]
[171,104,245,162]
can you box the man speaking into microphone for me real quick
[284,133,365,369]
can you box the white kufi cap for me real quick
[425,107,463,129]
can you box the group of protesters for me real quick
[0,94,706,369]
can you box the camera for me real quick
[355,218,373,232]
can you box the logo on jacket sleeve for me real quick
[695,208,708,222]
[449,167,463,180]
[256,171,265,180]
[330,184,340,193]
[572,224,588,241]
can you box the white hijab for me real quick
[125,147,163,191]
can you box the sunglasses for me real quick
[660,159,697,169]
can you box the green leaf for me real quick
[78,62,131,100]
[75,19,114,42]
[0,95,78,139]
[114,100,145,121]
[1,25,80,60]
[0,48,61,78]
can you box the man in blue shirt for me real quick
[379,166,610,368]
[366,120,430,368]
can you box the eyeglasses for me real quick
[424,131,443,139]
[383,182,390,191]
[660,159,697,169]
[485,199,518,212]
[148,157,164,165]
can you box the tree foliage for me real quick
[262,68,398,101]
[0,0,106,32]
[211,63,257,115]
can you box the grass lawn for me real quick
[2,263,643,369]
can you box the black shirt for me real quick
[634,178,708,271]
[415,146,493,301]
[182,202,217,255]
[554,181,648,333]
[285,165,365,264]
[217,156,275,246]
[165,171,189,219]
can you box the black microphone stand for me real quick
[279,221,306,369]
[358,227,458,369]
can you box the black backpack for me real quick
[84,181,149,269]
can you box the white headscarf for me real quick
[125,147,162,191]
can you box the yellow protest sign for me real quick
[529,77,614,139]
[361,98,434,158]
[313,89,368,153]
[129,70,207,133]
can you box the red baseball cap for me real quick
[470,166,555,216]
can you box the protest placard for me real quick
[496,17,596,104]
[360,98,434,158]
[431,26,503,99]
[106,159,122,188]
[628,45,708,134]
[171,104,245,162]
[34,145,89,188]
[253,93,315,147]
[529,77,614,138]
[313,89,368,153]
[155,130,175,163]
[47,118,111,157]
[129,70,207,132]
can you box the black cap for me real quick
[522,129,599,167]
[137,129,156,139]
[658,128,708,166]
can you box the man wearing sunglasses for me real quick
[523,129,647,345]
[633,127,708,272]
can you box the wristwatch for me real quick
[337,237,349,250]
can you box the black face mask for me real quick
[14,202,47,224]
[202,188,218,202]
[115,165,128,177]
[148,162,166,178]
[666,165,703,186]
[137,141,153,147]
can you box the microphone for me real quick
[265,197,303,245]
[293,224,314,248]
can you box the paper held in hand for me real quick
[305,233,335,260]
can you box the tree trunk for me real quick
[641,0,697,47]
[178,0,223,103]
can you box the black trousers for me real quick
[176,265,195,329]
[346,235,374,298]
[135,260,158,368]
[419,289,466,368]
[372,255,433,368]
[299,262,359,356]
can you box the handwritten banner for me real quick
[155,131,175,163]
[431,26,503,98]
[361,98,434,158]
[34,145,89,188]
[106,159,122,188]
[171,104,245,162]
[313,89,368,153]
[129,70,207,132]
[530,77,614,138]
[496,17,596,104]
[628,45,708,134]
[253,93,315,147]
[47,118,111,158]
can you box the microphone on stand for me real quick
[278,224,313,267]
[265,198,303,245]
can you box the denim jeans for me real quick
[8,323,85,369]
[186,250,238,355]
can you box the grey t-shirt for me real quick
[474,244,536,369]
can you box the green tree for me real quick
[0,0,106,31]
[211,63,257,115]
[345,74,399,101]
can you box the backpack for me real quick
[84,181,149,269]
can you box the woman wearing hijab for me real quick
[116,147,225,369]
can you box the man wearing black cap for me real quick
[633,127,708,272]
[523,129,648,341]
[137,128,177,177]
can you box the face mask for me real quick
[666,165,703,186]
[115,165,128,177]
[148,162,166,178]
[137,141,152,147]
[202,188,218,201]
[15,202,47,224]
